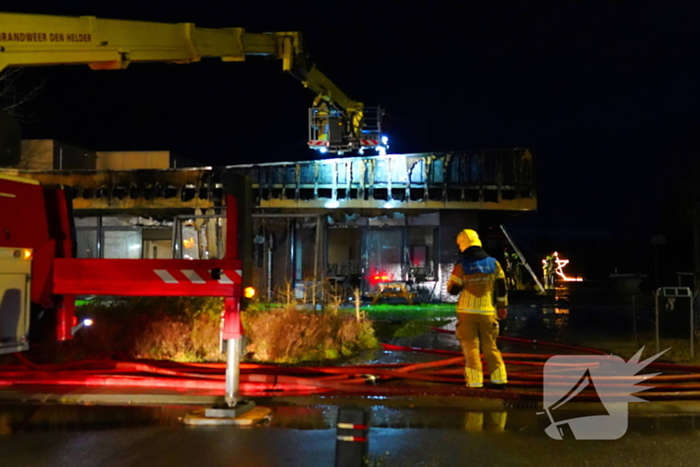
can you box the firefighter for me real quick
[447,229,508,389]
[313,97,331,142]
[503,247,521,290]
[542,253,556,289]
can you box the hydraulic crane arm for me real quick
[241,32,367,151]
[0,13,247,70]
[248,32,361,113]
[0,12,385,154]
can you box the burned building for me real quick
[3,148,536,302]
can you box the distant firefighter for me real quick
[312,98,330,142]
[447,229,508,389]
[503,247,522,290]
[542,252,558,289]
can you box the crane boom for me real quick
[0,12,386,154]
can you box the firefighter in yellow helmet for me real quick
[312,97,331,142]
[447,229,508,389]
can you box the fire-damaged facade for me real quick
[4,148,536,302]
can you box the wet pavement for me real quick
[504,281,655,348]
[2,280,698,466]
[3,403,700,466]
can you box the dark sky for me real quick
[5,1,700,272]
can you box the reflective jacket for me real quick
[447,246,508,314]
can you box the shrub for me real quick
[76,297,224,362]
[67,297,376,364]
[243,307,379,363]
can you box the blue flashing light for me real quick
[381,136,389,145]
[319,147,328,154]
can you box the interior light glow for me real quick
[368,267,395,286]
[373,275,391,282]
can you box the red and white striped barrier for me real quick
[53,259,243,296]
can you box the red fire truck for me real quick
[0,171,253,407]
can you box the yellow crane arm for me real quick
[0,13,248,70]
[0,12,380,153]
[0,14,361,110]
[241,32,364,136]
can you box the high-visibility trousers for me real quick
[455,312,508,388]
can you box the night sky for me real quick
[4,1,700,278]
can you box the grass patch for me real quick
[363,303,455,322]
[361,304,455,340]
[393,319,452,338]
[250,302,456,322]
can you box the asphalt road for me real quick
[2,404,700,467]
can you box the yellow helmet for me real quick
[456,229,482,252]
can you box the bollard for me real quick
[335,406,370,467]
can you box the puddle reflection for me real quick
[464,411,507,431]
[2,403,700,438]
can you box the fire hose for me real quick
[3,332,700,401]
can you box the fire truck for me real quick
[0,12,387,155]
[0,171,253,408]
